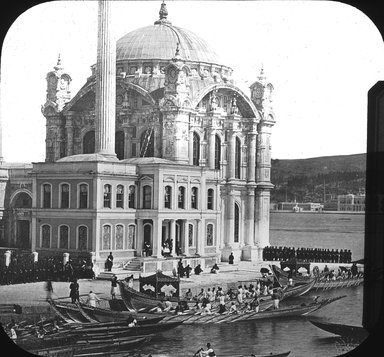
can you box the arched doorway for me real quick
[143,223,152,255]
[12,191,32,249]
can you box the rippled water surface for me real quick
[138,212,365,356]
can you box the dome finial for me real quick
[57,53,61,66]
[154,1,171,25]
[54,53,63,72]
[172,42,182,62]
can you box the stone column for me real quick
[188,130,194,165]
[228,132,236,179]
[152,217,162,257]
[95,0,116,157]
[254,188,271,250]
[244,187,255,245]
[123,127,131,159]
[136,219,143,256]
[196,219,205,255]
[247,133,256,182]
[226,192,235,246]
[208,129,215,169]
[65,117,74,156]
[170,219,176,256]
[183,220,189,255]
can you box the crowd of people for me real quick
[153,276,281,317]
[0,250,95,286]
[262,246,352,263]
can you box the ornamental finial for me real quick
[155,1,171,25]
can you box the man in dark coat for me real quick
[228,252,234,265]
[106,252,114,272]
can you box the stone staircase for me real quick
[97,258,142,280]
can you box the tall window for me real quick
[215,135,221,169]
[235,137,241,179]
[78,226,88,250]
[42,184,51,208]
[127,225,135,249]
[115,131,125,160]
[143,185,152,209]
[115,224,124,250]
[60,184,70,209]
[128,185,136,208]
[102,225,111,250]
[188,224,194,247]
[79,184,88,209]
[140,129,154,157]
[178,187,185,209]
[83,131,95,154]
[104,184,112,208]
[193,132,200,166]
[59,225,69,249]
[191,187,198,209]
[207,189,214,210]
[116,185,124,208]
[234,203,240,243]
[164,186,172,209]
[41,225,51,248]
[206,223,214,246]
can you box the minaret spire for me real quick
[95,0,117,158]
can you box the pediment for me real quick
[139,175,153,182]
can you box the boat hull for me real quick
[309,320,369,341]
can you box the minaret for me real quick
[95,0,117,158]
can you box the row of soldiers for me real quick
[263,246,352,263]
[0,252,94,286]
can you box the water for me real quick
[140,212,365,357]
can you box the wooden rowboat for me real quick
[150,295,346,325]
[118,278,317,313]
[309,320,369,341]
[213,352,291,357]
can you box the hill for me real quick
[270,153,366,207]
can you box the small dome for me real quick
[116,24,223,66]
[57,153,118,162]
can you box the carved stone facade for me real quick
[0,2,275,267]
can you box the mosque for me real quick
[0,1,275,273]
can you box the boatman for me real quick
[196,343,216,357]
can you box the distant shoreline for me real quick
[270,210,364,215]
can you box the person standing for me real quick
[45,279,53,301]
[228,252,234,264]
[106,252,114,272]
[69,279,80,303]
[110,274,118,300]
[86,290,100,307]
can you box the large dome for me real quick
[116,9,224,66]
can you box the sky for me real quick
[1,0,384,163]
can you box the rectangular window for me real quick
[116,185,124,208]
[104,185,111,208]
[60,184,69,209]
[143,186,152,209]
[79,184,88,209]
[43,184,51,208]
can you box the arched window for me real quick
[192,132,200,166]
[234,203,240,243]
[13,192,32,208]
[78,225,88,250]
[115,131,125,160]
[215,135,221,169]
[83,131,95,154]
[235,137,241,179]
[60,184,70,209]
[42,184,51,208]
[206,223,214,246]
[140,129,154,157]
[41,225,51,248]
[115,224,124,250]
[59,225,69,249]
[128,185,136,208]
[207,189,214,210]
[127,225,136,249]
[102,225,111,250]
[178,187,185,209]
[164,186,172,209]
[188,224,194,247]
[143,185,152,209]
[191,187,198,209]
[116,185,124,208]
[104,184,112,208]
[79,184,88,209]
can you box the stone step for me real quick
[96,269,140,281]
